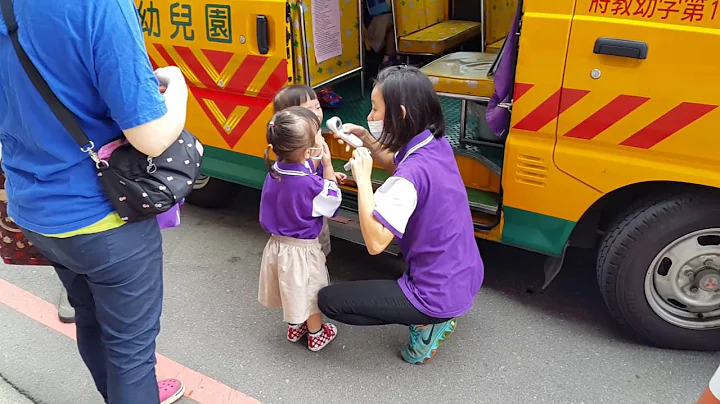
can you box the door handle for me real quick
[593,38,648,60]
[257,15,269,55]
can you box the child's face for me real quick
[368,86,386,122]
[305,129,324,160]
[301,98,323,122]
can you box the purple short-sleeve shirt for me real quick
[260,161,341,239]
[373,130,484,318]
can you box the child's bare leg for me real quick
[307,312,323,333]
[306,312,337,351]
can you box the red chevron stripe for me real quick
[565,95,650,140]
[202,49,233,74]
[174,46,216,88]
[153,43,176,68]
[191,88,268,149]
[620,102,717,149]
[513,83,534,100]
[513,88,589,132]
[225,55,266,93]
[257,60,289,99]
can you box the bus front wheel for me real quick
[597,192,720,351]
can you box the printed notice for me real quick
[311,0,343,64]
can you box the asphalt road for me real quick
[0,187,718,404]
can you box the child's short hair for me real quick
[273,85,318,112]
[264,106,320,179]
[374,66,445,152]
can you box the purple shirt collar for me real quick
[274,161,314,176]
[392,130,434,167]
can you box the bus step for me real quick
[327,208,401,256]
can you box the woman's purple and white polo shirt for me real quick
[373,130,484,319]
[259,161,342,239]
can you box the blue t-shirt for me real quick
[0,0,167,234]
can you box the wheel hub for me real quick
[697,269,720,293]
[644,229,720,330]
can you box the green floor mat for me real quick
[323,77,504,176]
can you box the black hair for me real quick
[374,65,445,153]
[273,85,318,113]
[264,106,320,179]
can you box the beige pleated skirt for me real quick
[319,218,331,257]
[258,235,330,324]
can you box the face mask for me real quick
[367,120,384,140]
[308,147,323,160]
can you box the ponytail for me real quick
[264,144,279,180]
[265,121,279,180]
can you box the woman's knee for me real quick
[317,285,340,318]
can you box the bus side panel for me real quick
[501,0,602,256]
[555,1,720,194]
[138,0,289,188]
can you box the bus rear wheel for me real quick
[185,175,239,209]
[597,192,720,351]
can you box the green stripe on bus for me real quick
[501,207,576,256]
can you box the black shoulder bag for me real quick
[0,0,203,222]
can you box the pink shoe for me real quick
[158,379,185,404]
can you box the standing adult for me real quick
[317,66,484,364]
[1,0,187,402]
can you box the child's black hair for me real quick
[273,85,318,113]
[264,106,320,179]
[374,65,445,153]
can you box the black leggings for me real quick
[317,280,450,326]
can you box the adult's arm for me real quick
[341,124,396,173]
[351,148,416,255]
[92,0,188,157]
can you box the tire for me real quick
[597,192,720,351]
[185,175,240,209]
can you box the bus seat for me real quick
[484,0,517,53]
[393,0,481,55]
[420,51,496,98]
[397,21,483,54]
[486,38,503,54]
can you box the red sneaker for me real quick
[287,322,309,343]
[307,323,338,352]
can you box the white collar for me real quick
[273,162,309,177]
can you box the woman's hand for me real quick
[349,147,373,186]
[334,123,369,152]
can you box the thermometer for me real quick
[326,116,363,172]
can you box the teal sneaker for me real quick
[401,318,457,364]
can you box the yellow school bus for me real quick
[135,0,720,350]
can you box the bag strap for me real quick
[0,0,99,160]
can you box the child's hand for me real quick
[349,147,373,186]
[321,140,333,166]
[334,172,347,184]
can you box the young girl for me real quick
[258,106,341,352]
[272,85,347,257]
